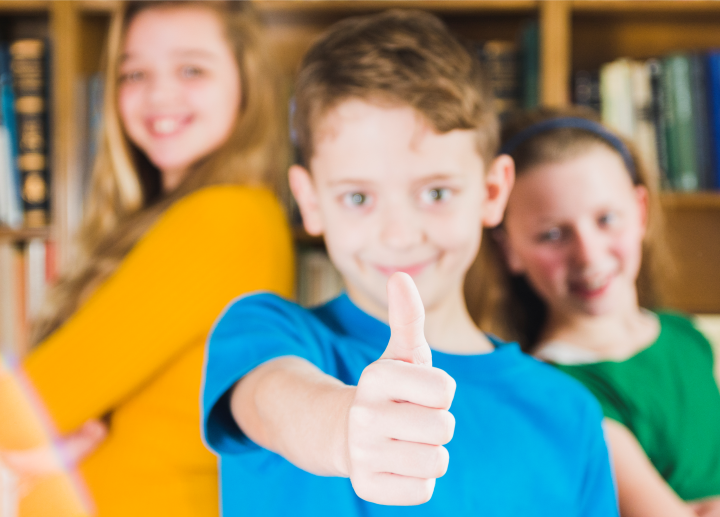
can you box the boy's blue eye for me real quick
[421,187,452,204]
[598,212,617,227]
[343,192,369,206]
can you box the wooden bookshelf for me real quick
[0,0,716,314]
[0,226,49,241]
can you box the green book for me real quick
[662,54,699,191]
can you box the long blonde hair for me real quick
[32,1,288,344]
[467,107,674,351]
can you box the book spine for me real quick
[630,61,660,182]
[479,40,521,117]
[648,59,670,187]
[690,53,712,190]
[10,39,49,228]
[574,70,601,112]
[666,54,699,191]
[600,59,634,138]
[706,52,720,190]
[0,45,22,228]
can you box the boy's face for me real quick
[290,99,513,319]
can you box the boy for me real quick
[202,10,618,516]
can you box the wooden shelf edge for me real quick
[572,0,720,15]
[0,226,51,241]
[253,0,538,15]
[660,191,720,210]
[74,0,122,14]
[0,1,50,13]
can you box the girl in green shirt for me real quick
[484,108,720,517]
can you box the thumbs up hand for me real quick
[347,272,456,506]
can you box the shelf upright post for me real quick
[540,0,571,107]
[50,0,80,271]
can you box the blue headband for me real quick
[499,117,637,180]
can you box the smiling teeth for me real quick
[153,118,179,135]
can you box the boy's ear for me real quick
[288,164,324,236]
[481,154,515,227]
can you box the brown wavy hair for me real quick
[31,1,288,344]
[292,9,498,167]
[467,107,674,351]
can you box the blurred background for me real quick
[0,0,719,359]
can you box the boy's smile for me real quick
[290,99,512,335]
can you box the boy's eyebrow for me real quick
[410,172,465,187]
[119,49,217,64]
[325,178,375,187]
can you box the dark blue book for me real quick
[706,51,720,190]
[0,43,23,224]
[690,54,712,190]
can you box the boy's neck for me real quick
[347,283,494,355]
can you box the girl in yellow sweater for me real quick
[0,2,293,515]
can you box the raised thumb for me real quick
[381,272,432,366]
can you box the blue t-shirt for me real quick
[202,293,618,516]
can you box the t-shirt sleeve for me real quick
[202,294,328,455]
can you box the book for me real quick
[478,40,521,117]
[574,70,601,112]
[663,54,699,191]
[0,44,22,228]
[600,58,635,138]
[706,51,720,190]
[689,54,713,190]
[10,39,49,228]
[630,61,660,183]
[647,59,671,187]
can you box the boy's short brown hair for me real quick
[293,9,498,166]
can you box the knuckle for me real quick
[348,404,376,433]
[416,478,435,504]
[438,411,455,443]
[434,446,450,478]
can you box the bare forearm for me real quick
[230,356,355,477]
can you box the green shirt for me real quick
[552,312,720,501]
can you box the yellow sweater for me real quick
[21,186,294,516]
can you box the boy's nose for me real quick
[379,206,424,250]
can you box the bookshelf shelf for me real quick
[0,226,50,241]
[0,1,50,13]
[661,192,720,210]
[75,1,121,14]
[253,1,538,15]
[572,1,720,15]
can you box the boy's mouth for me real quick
[374,259,435,278]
